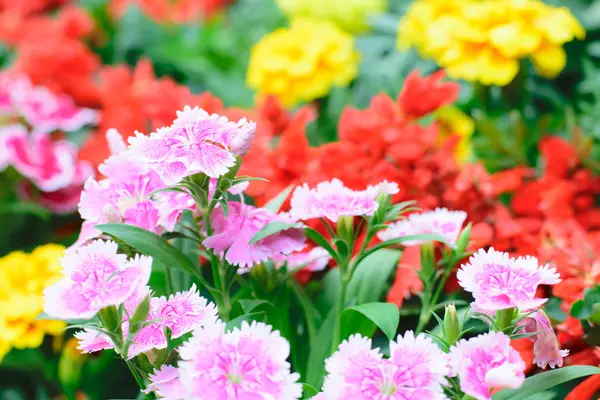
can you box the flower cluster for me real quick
[398,0,585,85]
[109,0,232,23]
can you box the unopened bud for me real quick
[443,303,460,346]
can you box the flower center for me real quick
[226,372,244,384]
[378,380,397,396]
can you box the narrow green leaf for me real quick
[357,234,447,264]
[306,310,336,388]
[341,302,399,342]
[264,185,293,213]
[301,383,319,399]
[225,312,265,331]
[305,227,340,264]
[238,299,272,314]
[347,249,401,304]
[249,221,300,244]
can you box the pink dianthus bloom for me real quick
[128,106,256,185]
[457,248,561,312]
[145,365,185,400]
[322,332,449,400]
[516,310,569,369]
[449,332,525,400]
[178,320,302,400]
[365,180,400,198]
[204,202,306,273]
[43,240,152,320]
[289,179,381,222]
[276,247,331,272]
[377,208,467,247]
[0,73,30,115]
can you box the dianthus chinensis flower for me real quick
[517,310,569,369]
[449,332,526,400]
[178,320,302,400]
[276,246,332,272]
[145,365,185,400]
[457,248,561,312]
[0,245,66,361]
[204,202,306,273]
[43,240,152,320]
[275,0,388,33]
[128,106,256,185]
[378,207,467,247]
[398,0,585,86]
[247,19,359,107]
[321,332,449,399]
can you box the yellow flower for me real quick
[247,18,360,107]
[398,0,585,86]
[0,244,66,361]
[275,0,388,33]
[435,105,475,163]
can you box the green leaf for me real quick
[301,383,319,399]
[347,249,401,304]
[305,227,340,264]
[225,312,265,331]
[264,185,294,213]
[492,366,600,400]
[128,295,151,334]
[306,309,336,388]
[357,234,447,263]
[0,202,51,219]
[238,299,272,314]
[570,285,600,320]
[341,302,399,342]
[545,297,567,323]
[249,221,300,244]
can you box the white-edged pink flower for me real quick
[204,202,306,273]
[145,365,185,400]
[43,240,151,319]
[178,320,302,400]
[322,332,449,400]
[289,179,380,222]
[377,208,467,247]
[457,248,561,312]
[106,128,127,154]
[0,73,30,115]
[276,247,331,272]
[155,191,196,232]
[366,180,400,198]
[516,310,568,369]
[75,329,115,353]
[128,106,256,185]
[449,332,525,400]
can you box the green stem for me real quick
[290,279,317,348]
[416,296,430,335]
[126,360,150,396]
[331,275,349,353]
[495,308,515,332]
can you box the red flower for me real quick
[398,70,459,119]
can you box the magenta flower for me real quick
[204,202,306,273]
[516,310,569,369]
[43,240,152,319]
[449,332,525,400]
[289,179,380,222]
[457,248,561,312]
[145,365,185,400]
[322,332,449,400]
[178,320,302,400]
[377,208,467,247]
[276,247,331,272]
[128,106,256,185]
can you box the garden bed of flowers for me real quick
[1,0,600,399]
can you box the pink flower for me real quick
[204,202,306,273]
[156,191,196,232]
[0,124,25,172]
[276,247,332,272]
[366,180,400,198]
[208,177,249,199]
[106,128,127,154]
[457,248,561,312]
[322,332,449,400]
[377,208,467,247]
[178,321,302,400]
[145,365,185,400]
[75,329,115,353]
[289,179,380,222]
[449,332,525,400]
[4,126,78,192]
[0,74,30,115]
[128,106,256,185]
[516,310,569,369]
[43,240,152,319]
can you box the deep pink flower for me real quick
[178,321,302,400]
[449,332,525,400]
[517,310,569,369]
[276,247,331,272]
[128,106,256,185]
[457,248,561,312]
[145,365,185,400]
[289,179,380,222]
[322,332,449,400]
[43,240,152,319]
[204,202,306,273]
[377,208,467,247]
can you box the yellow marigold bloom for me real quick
[0,244,66,361]
[247,18,360,107]
[398,0,585,86]
[275,0,388,33]
[436,105,475,163]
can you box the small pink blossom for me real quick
[156,191,196,232]
[43,240,152,319]
[145,365,185,400]
[457,248,561,312]
[517,310,569,369]
[322,332,449,400]
[377,208,467,247]
[289,179,380,222]
[366,180,400,198]
[449,332,525,400]
[276,247,331,272]
[106,128,127,155]
[75,329,115,353]
[204,202,306,273]
[178,321,302,400]
[128,106,256,185]
[0,74,30,115]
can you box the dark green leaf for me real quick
[238,299,273,314]
[306,309,336,388]
[341,302,399,342]
[347,249,401,304]
[249,221,299,244]
[305,227,340,264]
[225,312,265,331]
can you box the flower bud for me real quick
[443,303,460,346]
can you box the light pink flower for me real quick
[145,365,185,400]
[289,179,380,222]
[449,332,525,400]
[276,247,331,272]
[204,202,306,273]
[128,106,256,185]
[516,310,569,369]
[106,128,127,155]
[208,177,249,199]
[322,332,449,400]
[155,191,196,232]
[43,240,152,319]
[377,208,467,247]
[4,127,77,192]
[365,180,400,198]
[0,73,31,115]
[0,124,26,171]
[178,320,302,400]
[75,329,115,353]
[457,248,561,312]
